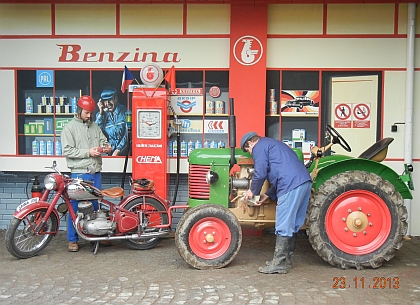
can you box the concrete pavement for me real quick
[0,230,419,305]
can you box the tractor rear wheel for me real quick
[175,204,242,270]
[306,171,407,269]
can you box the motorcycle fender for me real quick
[14,201,60,222]
[118,194,169,210]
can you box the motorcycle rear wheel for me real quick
[122,197,169,250]
[5,208,58,259]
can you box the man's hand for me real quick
[258,193,269,204]
[244,189,254,202]
[97,99,104,115]
[102,143,112,154]
[90,147,101,157]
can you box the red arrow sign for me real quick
[208,121,224,129]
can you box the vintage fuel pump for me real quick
[131,64,173,200]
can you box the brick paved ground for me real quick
[0,230,419,305]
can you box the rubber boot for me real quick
[265,233,296,269]
[259,235,290,274]
[285,233,297,269]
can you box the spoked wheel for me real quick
[5,209,58,259]
[175,204,242,270]
[306,171,407,269]
[122,197,169,250]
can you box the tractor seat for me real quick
[358,137,394,162]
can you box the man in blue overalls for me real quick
[241,132,312,274]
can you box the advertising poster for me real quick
[93,70,131,157]
[280,90,320,116]
[170,88,204,116]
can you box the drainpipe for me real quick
[404,3,416,236]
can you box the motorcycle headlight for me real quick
[44,174,57,190]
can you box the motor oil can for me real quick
[39,140,46,155]
[26,97,33,113]
[32,140,40,155]
[46,140,54,156]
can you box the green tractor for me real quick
[175,124,414,270]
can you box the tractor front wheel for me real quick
[306,171,407,269]
[175,204,242,270]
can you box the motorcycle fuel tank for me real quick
[67,182,103,200]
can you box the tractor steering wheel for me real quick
[326,124,351,152]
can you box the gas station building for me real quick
[0,0,419,235]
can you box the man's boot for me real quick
[285,233,297,269]
[259,235,290,274]
[265,233,296,269]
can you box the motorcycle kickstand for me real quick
[92,241,100,255]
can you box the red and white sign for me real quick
[209,86,221,98]
[334,103,351,128]
[139,64,163,88]
[353,103,371,128]
[233,35,263,66]
[204,119,228,133]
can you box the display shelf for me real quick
[265,70,320,153]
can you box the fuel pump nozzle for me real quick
[168,104,182,137]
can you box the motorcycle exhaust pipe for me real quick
[74,215,170,242]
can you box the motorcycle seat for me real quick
[101,187,125,198]
[358,137,394,162]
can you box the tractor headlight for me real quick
[206,171,219,184]
[44,174,57,190]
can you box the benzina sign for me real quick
[57,44,181,63]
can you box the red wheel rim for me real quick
[189,217,231,259]
[325,190,392,255]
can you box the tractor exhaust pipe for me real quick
[228,98,236,170]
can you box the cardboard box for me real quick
[292,129,306,141]
[24,124,30,134]
[44,118,54,134]
[29,122,37,134]
[293,140,303,150]
[302,141,316,154]
[55,118,72,134]
[282,140,293,148]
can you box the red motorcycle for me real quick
[5,161,187,259]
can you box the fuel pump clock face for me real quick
[137,110,162,139]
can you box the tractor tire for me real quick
[175,204,242,270]
[306,170,407,270]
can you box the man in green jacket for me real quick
[61,95,112,252]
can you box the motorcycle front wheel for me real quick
[5,208,58,259]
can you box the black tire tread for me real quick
[306,171,407,270]
[175,204,242,270]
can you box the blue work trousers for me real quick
[67,172,102,242]
[275,180,312,237]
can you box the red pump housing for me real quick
[131,88,170,200]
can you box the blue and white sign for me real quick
[36,70,54,87]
